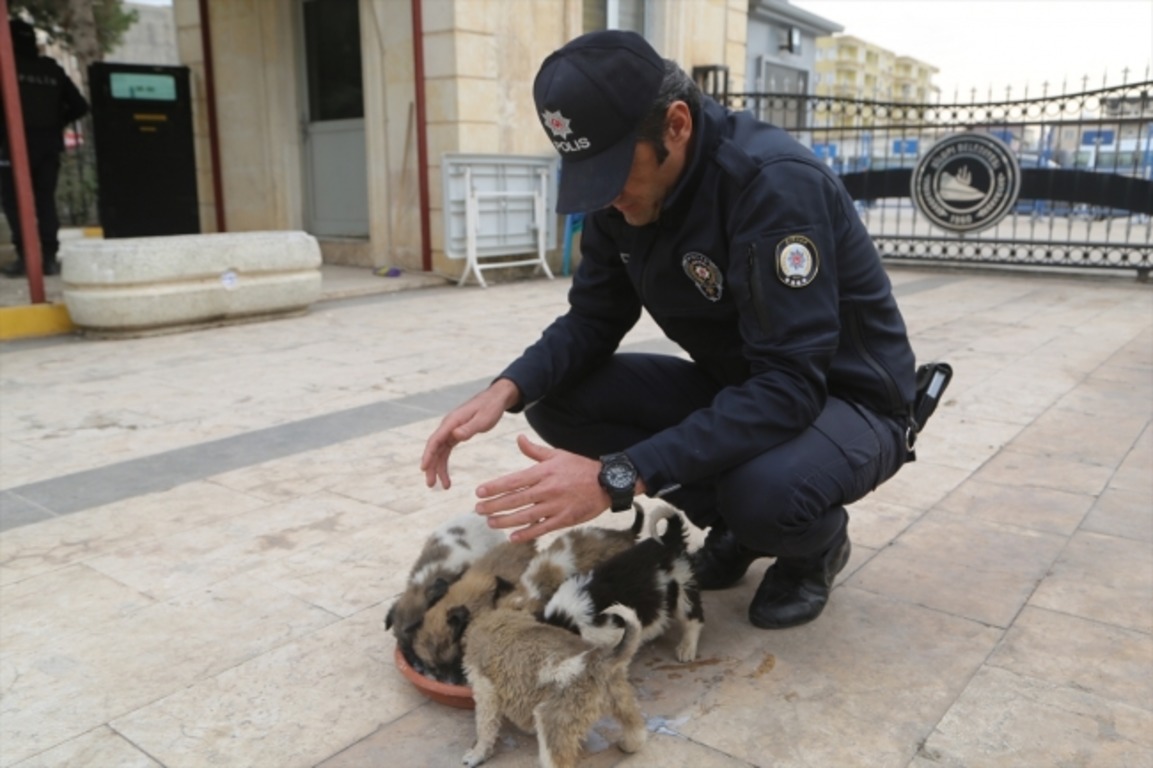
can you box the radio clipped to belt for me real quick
[905,361,953,460]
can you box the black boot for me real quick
[691,525,764,590]
[43,258,60,276]
[748,533,851,629]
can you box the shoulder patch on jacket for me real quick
[775,235,819,288]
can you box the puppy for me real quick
[462,603,647,768]
[500,505,644,613]
[543,505,703,662]
[385,513,506,664]
[411,539,537,683]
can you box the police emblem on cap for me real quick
[682,252,723,301]
[776,236,819,288]
[540,108,591,154]
[541,109,572,139]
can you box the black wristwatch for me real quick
[598,452,638,512]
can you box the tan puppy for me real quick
[462,604,646,768]
[385,514,506,665]
[500,506,644,613]
[410,539,537,683]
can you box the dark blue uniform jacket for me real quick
[0,53,89,158]
[501,98,917,496]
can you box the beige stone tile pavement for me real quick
[1,265,1150,767]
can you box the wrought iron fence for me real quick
[717,80,1153,277]
[56,116,100,228]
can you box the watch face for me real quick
[603,462,635,490]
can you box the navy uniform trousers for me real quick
[0,148,63,263]
[524,352,909,559]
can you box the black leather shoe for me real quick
[1,261,24,278]
[691,526,764,590]
[748,534,851,629]
[43,259,60,276]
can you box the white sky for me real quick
[133,0,1152,99]
[792,0,1153,100]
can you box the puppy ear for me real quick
[447,606,471,643]
[492,576,516,604]
[425,577,450,607]
[384,603,397,630]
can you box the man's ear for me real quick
[665,101,693,149]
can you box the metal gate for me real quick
[719,80,1153,278]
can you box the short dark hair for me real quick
[10,19,38,58]
[635,59,702,164]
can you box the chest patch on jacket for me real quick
[775,235,819,288]
[682,252,723,301]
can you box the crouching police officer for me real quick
[421,31,918,630]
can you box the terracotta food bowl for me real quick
[394,645,475,709]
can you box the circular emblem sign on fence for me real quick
[911,133,1021,233]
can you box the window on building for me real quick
[758,62,809,129]
[583,0,646,34]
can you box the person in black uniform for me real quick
[421,30,918,630]
[1,18,90,277]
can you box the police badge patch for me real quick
[682,252,723,301]
[775,235,819,288]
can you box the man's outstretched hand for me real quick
[474,434,615,543]
[420,379,520,490]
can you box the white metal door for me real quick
[301,0,368,236]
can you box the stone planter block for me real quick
[61,231,322,336]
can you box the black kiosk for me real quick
[88,63,199,238]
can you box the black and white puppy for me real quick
[500,505,644,613]
[542,505,703,662]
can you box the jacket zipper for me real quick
[847,304,904,415]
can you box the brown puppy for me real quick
[410,539,537,683]
[500,506,644,613]
[385,514,506,665]
[462,604,646,768]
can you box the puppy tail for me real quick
[596,603,643,666]
[628,503,645,539]
[648,505,688,555]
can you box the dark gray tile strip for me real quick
[0,380,482,530]
[0,273,958,531]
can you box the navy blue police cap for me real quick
[533,30,664,214]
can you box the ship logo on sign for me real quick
[911,132,1021,234]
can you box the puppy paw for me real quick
[675,622,703,662]
[675,640,698,662]
[462,746,489,767]
[619,728,648,753]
